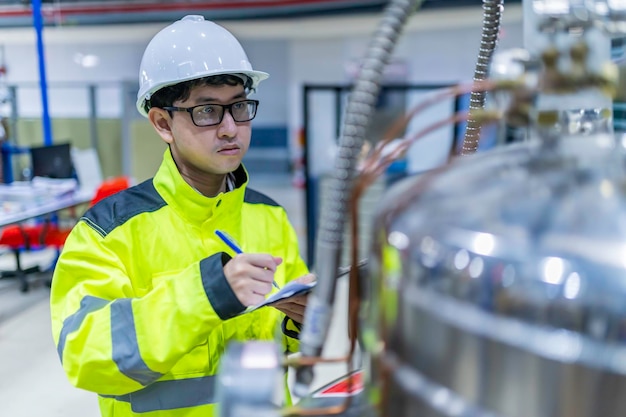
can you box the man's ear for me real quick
[148,107,174,144]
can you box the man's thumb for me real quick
[298,273,316,284]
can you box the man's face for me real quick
[152,83,252,180]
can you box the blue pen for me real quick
[215,229,243,254]
[215,230,280,290]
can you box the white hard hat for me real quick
[136,15,269,117]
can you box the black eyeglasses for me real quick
[163,99,259,127]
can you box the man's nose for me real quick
[217,109,237,138]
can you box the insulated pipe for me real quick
[293,0,423,397]
[460,0,503,155]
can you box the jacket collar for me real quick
[153,147,248,225]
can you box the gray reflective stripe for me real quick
[110,299,163,385]
[57,296,109,363]
[100,376,217,413]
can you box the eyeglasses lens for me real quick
[192,101,257,126]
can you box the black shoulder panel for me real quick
[244,188,280,207]
[81,179,167,237]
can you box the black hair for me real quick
[146,74,252,112]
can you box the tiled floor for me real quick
[0,173,353,417]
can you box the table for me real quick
[0,187,93,228]
[0,189,93,227]
[0,182,95,291]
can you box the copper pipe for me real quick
[284,355,350,367]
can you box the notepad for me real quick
[243,280,317,314]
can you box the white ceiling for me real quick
[0,3,522,45]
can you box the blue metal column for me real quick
[32,0,53,146]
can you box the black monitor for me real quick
[30,143,74,179]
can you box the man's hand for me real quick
[271,273,316,323]
[223,253,282,306]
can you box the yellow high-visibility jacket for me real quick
[50,148,309,416]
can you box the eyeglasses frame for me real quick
[162,99,260,127]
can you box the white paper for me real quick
[243,280,317,314]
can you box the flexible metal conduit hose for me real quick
[293,0,423,397]
[460,0,504,155]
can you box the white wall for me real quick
[0,4,525,158]
[2,36,288,122]
[5,42,141,118]
[244,39,289,126]
[285,12,524,171]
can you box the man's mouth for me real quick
[218,146,240,155]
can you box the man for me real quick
[50,15,312,416]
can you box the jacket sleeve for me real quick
[277,208,310,354]
[50,220,245,396]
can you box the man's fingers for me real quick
[249,266,279,285]
[242,253,282,272]
[229,254,280,282]
[287,312,304,323]
[281,294,308,306]
[295,273,316,284]
[272,296,308,310]
[273,303,305,323]
[224,254,281,306]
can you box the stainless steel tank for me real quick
[361,1,626,415]
[365,130,626,417]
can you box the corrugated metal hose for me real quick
[461,0,504,155]
[293,0,424,396]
